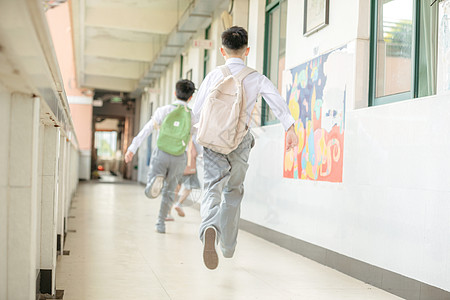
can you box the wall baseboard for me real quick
[239,219,450,300]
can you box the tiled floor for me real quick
[56,182,403,300]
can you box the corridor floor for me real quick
[56,182,403,300]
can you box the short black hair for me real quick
[175,79,195,101]
[221,26,248,53]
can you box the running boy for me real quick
[125,79,196,234]
[193,26,298,269]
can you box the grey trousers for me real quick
[146,147,186,228]
[199,131,254,258]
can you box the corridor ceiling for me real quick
[70,0,224,94]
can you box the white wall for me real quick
[164,67,172,106]
[210,4,229,70]
[171,58,180,90]
[243,0,450,292]
[78,150,91,180]
[187,46,204,88]
[285,0,361,69]
[137,92,151,184]
[247,0,266,72]
[244,95,450,291]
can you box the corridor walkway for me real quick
[56,182,403,300]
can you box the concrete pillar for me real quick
[233,0,250,29]
[39,126,60,295]
[72,145,79,192]
[36,123,44,290]
[8,94,40,299]
[188,47,203,88]
[247,0,266,72]
[0,85,11,300]
[64,138,71,227]
[56,132,66,254]
[208,8,225,69]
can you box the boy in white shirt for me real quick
[125,80,196,233]
[193,26,298,269]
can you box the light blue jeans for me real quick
[146,147,186,230]
[199,131,254,258]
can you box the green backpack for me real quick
[157,104,191,156]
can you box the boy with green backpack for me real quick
[125,79,196,233]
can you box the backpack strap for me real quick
[220,65,232,77]
[235,66,256,82]
[173,103,190,112]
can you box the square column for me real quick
[56,133,67,255]
[39,126,60,295]
[7,93,40,299]
[0,84,11,300]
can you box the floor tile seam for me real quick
[238,267,296,298]
[136,246,173,300]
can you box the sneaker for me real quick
[155,224,165,234]
[174,205,185,217]
[165,214,174,222]
[202,226,218,270]
[146,176,164,198]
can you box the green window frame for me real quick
[261,0,287,126]
[369,0,439,106]
[179,54,184,79]
[203,25,211,79]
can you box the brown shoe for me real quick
[203,227,218,270]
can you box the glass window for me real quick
[262,0,287,125]
[370,0,439,105]
[375,0,413,98]
[95,131,118,157]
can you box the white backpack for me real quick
[196,65,256,154]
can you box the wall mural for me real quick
[283,44,353,182]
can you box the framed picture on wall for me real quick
[303,0,329,36]
[186,69,192,80]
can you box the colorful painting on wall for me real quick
[283,45,353,182]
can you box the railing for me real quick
[0,0,80,298]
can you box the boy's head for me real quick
[221,26,248,56]
[175,79,195,101]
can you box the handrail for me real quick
[0,0,79,149]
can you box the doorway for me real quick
[92,117,126,182]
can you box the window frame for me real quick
[369,0,421,106]
[179,54,184,79]
[261,0,287,126]
[203,25,211,79]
